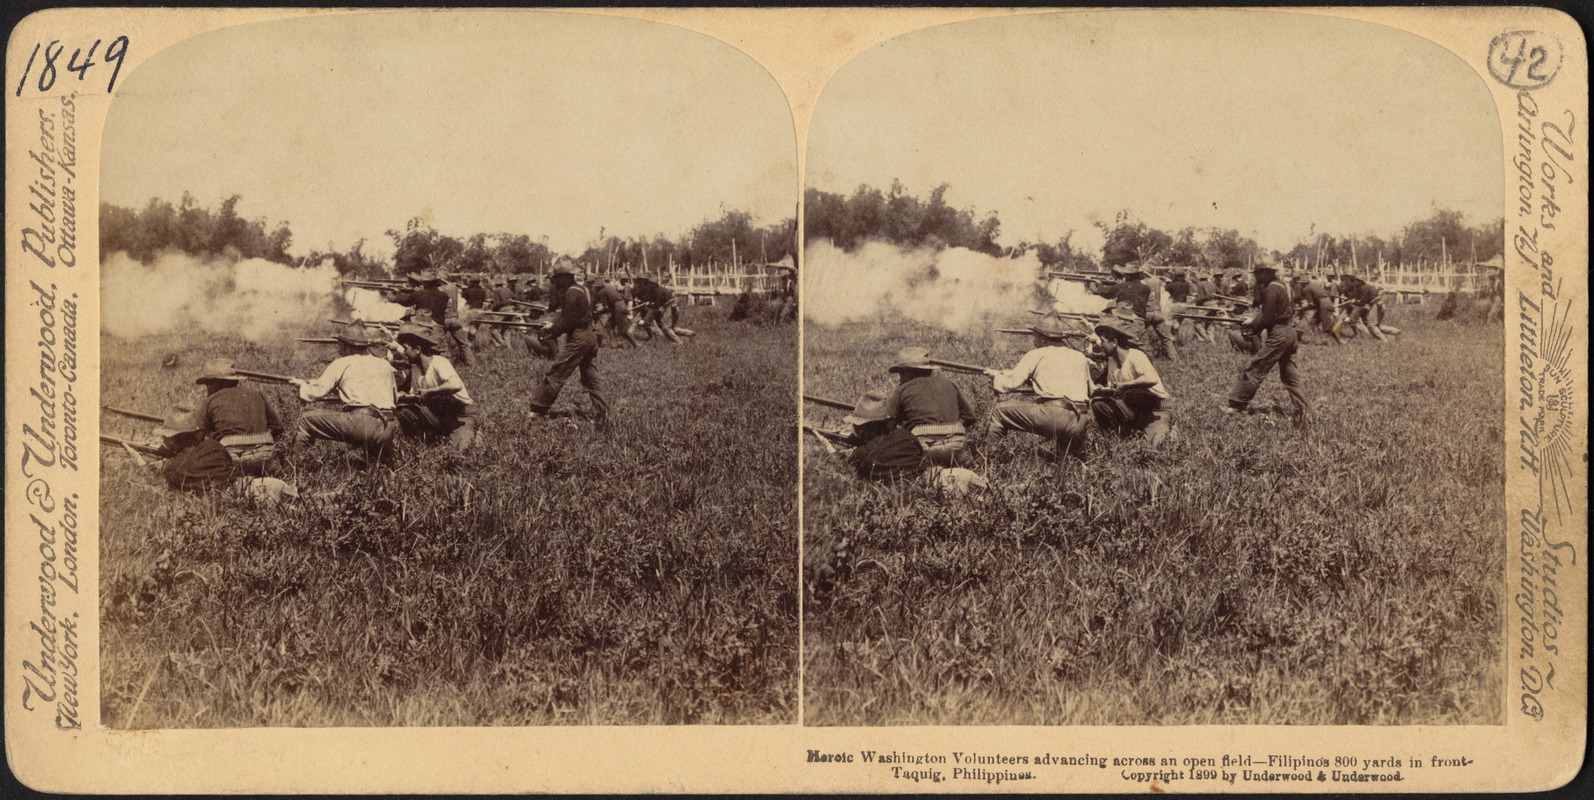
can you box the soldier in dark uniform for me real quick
[592,276,640,348]
[1225,263,1307,425]
[528,264,608,425]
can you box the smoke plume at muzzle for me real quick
[803,240,1051,333]
[344,287,408,322]
[101,250,339,340]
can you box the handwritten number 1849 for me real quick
[15,36,129,97]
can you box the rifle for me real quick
[103,405,162,423]
[100,433,165,466]
[803,424,859,451]
[996,327,1092,339]
[340,279,406,290]
[507,300,549,311]
[1028,309,1102,321]
[1212,294,1253,308]
[327,318,401,330]
[1173,310,1247,326]
[925,357,990,375]
[1048,271,1112,283]
[477,318,551,330]
[296,337,341,344]
[802,394,854,411]
[235,368,296,385]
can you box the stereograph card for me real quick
[3,6,1586,794]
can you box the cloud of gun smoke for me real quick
[344,288,408,322]
[101,250,339,340]
[804,240,1050,333]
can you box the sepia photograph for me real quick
[92,10,799,727]
[802,9,1509,726]
[2,5,1584,794]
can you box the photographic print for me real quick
[91,10,799,727]
[3,6,1584,794]
[802,9,1512,726]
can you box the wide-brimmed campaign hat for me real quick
[335,322,384,347]
[843,389,891,426]
[414,269,443,284]
[1251,262,1280,275]
[195,357,243,384]
[1094,320,1142,348]
[1111,263,1147,278]
[887,346,938,374]
[396,322,444,351]
[153,405,201,438]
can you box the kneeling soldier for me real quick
[193,358,284,475]
[984,321,1094,458]
[394,323,479,453]
[289,323,400,461]
[1091,320,1175,447]
[885,347,976,467]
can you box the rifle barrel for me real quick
[802,394,853,411]
[296,337,341,344]
[328,318,400,329]
[802,424,858,447]
[236,368,296,384]
[926,357,990,374]
[99,433,164,458]
[102,405,163,423]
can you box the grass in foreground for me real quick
[101,306,797,727]
[803,307,1503,725]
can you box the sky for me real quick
[807,9,1503,253]
[102,11,797,257]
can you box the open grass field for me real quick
[100,305,797,726]
[803,306,1504,725]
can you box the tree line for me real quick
[805,182,1504,273]
[101,194,797,280]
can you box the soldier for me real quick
[394,323,478,453]
[1225,263,1308,424]
[1091,320,1175,447]
[1095,263,1177,359]
[1295,273,1343,345]
[1165,270,1193,304]
[289,323,400,461]
[192,357,284,475]
[528,264,608,425]
[983,321,1095,458]
[884,347,976,467]
[1345,275,1388,341]
[631,277,682,343]
[1228,271,1251,299]
[592,275,640,348]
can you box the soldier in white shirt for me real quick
[288,323,400,462]
[982,321,1095,458]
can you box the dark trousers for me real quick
[1228,326,1308,418]
[292,408,397,460]
[396,400,479,452]
[530,329,607,420]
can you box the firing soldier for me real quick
[982,320,1095,458]
[1344,275,1388,341]
[193,357,284,475]
[1090,320,1175,447]
[394,323,479,453]
[528,263,608,426]
[1225,263,1308,425]
[288,322,400,461]
[1094,263,1177,359]
[883,347,976,467]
